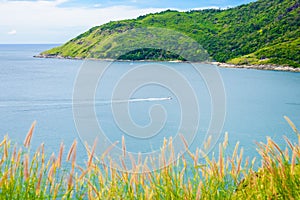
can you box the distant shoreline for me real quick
[212,62,300,73]
[34,55,300,73]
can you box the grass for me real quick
[228,38,300,68]
[0,117,300,199]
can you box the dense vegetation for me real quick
[0,117,300,199]
[40,0,300,67]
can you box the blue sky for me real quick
[0,0,255,44]
[58,0,254,9]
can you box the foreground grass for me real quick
[0,117,300,199]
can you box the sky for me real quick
[0,0,255,44]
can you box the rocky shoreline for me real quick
[34,55,300,72]
[212,62,300,72]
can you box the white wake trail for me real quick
[0,97,172,107]
[113,97,172,103]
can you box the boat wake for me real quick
[0,97,173,108]
[112,97,172,103]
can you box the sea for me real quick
[0,44,299,166]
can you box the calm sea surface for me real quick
[0,44,299,164]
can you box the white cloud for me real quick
[0,0,165,43]
[190,6,220,10]
[0,0,225,43]
[7,30,17,35]
[93,3,102,8]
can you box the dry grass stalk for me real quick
[291,148,297,174]
[284,116,299,134]
[223,132,229,148]
[47,163,55,183]
[56,142,64,168]
[36,170,43,195]
[23,154,29,181]
[129,153,137,172]
[219,143,224,178]
[120,157,127,171]
[101,141,119,160]
[236,148,244,175]
[0,136,7,147]
[196,180,203,200]
[67,140,77,162]
[87,138,97,168]
[71,146,77,169]
[87,179,99,197]
[68,167,74,190]
[180,134,195,161]
[0,169,11,187]
[122,136,126,158]
[24,121,36,148]
[204,135,212,150]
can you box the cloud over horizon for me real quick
[0,0,254,43]
[0,0,165,43]
[7,30,17,35]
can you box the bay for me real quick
[0,44,299,165]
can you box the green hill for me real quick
[39,0,300,67]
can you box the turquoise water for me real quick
[0,44,299,165]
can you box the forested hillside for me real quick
[40,0,300,67]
